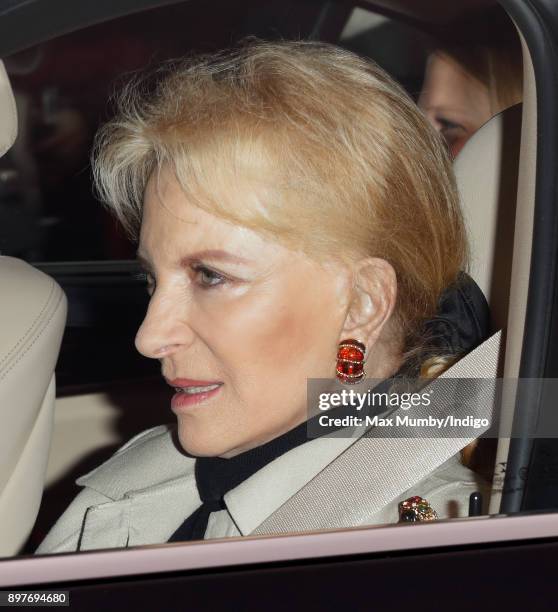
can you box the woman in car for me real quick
[35,38,491,554]
[418,10,523,157]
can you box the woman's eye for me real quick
[193,265,226,289]
[144,273,156,295]
[436,117,467,142]
[135,271,155,295]
[436,117,463,132]
[434,117,469,157]
[135,267,226,294]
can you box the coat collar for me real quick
[74,423,362,549]
[75,424,200,549]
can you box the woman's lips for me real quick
[166,377,223,387]
[170,383,223,413]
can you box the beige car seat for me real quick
[453,104,523,492]
[453,104,522,333]
[0,59,68,556]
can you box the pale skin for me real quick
[135,166,401,458]
[418,52,493,158]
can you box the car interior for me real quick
[0,0,542,559]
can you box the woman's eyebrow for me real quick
[180,250,252,266]
[425,104,471,120]
[135,249,251,269]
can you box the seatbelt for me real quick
[252,330,502,535]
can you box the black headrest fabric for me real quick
[424,271,490,357]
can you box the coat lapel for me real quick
[79,473,202,550]
[76,425,202,550]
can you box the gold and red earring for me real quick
[336,338,366,384]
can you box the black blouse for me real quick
[167,417,312,542]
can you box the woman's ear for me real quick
[340,257,397,352]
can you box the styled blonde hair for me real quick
[92,37,468,368]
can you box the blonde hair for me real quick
[434,41,523,116]
[92,37,468,367]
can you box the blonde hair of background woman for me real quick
[423,4,523,124]
[92,37,468,377]
[433,41,523,115]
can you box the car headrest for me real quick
[0,255,67,555]
[0,59,17,157]
[453,103,522,332]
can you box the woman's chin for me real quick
[176,422,233,458]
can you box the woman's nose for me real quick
[134,295,194,359]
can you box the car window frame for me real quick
[1,0,557,586]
